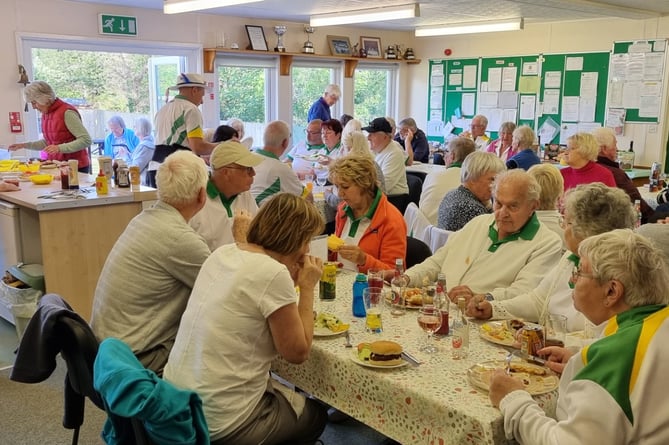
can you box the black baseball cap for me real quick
[362,117,392,134]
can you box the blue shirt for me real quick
[307,97,331,122]
[506,148,541,170]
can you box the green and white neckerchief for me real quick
[448,161,462,169]
[566,253,580,289]
[343,188,382,238]
[206,179,237,217]
[307,143,326,151]
[487,213,540,253]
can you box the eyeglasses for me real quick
[571,266,595,283]
[306,130,321,135]
[222,165,254,174]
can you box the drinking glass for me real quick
[417,305,442,353]
[316,171,328,192]
[544,313,567,347]
[363,287,383,333]
[367,268,384,290]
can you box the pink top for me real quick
[486,139,517,161]
[560,161,616,191]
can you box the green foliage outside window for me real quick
[354,69,389,125]
[218,66,265,123]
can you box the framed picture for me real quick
[327,35,352,56]
[245,25,268,51]
[360,36,382,58]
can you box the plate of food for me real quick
[479,319,525,346]
[351,340,408,369]
[296,153,323,162]
[467,360,559,395]
[313,312,349,337]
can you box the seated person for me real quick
[212,124,239,143]
[318,118,343,166]
[251,120,309,206]
[486,121,517,162]
[90,151,211,375]
[469,184,636,333]
[527,163,565,246]
[129,117,155,186]
[403,169,562,302]
[286,119,325,179]
[104,115,139,163]
[164,193,328,445]
[227,117,253,148]
[420,137,476,225]
[437,152,505,231]
[394,117,430,164]
[560,132,615,191]
[364,117,409,196]
[329,156,407,272]
[506,125,541,170]
[490,229,669,445]
[460,114,490,151]
[190,140,263,250]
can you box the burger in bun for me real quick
[368,340,403,366]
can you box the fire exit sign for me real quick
[98,14,137,36]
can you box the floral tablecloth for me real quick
[272,271,558,445]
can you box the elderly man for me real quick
[251,120,309,206]
[593,127,653,223]
[190,140,263,251]
[404,169,562,302]
[149,73,218,186]
[307,84,340,122]
[394,117,430,164]
[420,137,476,225]
[286,119,325,179]
[364,117,408,196]
[90,151,210,375]
[461,114,490,151]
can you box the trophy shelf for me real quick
[203,48,420,77]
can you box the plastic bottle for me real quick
[390,258,407,316]
[434,273,449,336]
[352,273,368,317]
[95,170,109,195]
[451,297,469,359]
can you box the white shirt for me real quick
[419,166,462,225]
[251,150,304,206]
[375,141,408,195]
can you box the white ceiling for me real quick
[70,0,669,31]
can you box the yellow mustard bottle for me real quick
[96,170,109,195]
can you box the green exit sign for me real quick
[98,14,137,36]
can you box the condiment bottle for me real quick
[434,273,449,336]
[116,160,130,188]
[95,170,109,195]
[390,258,407,316]
[352,273,368,317]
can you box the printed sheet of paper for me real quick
[639,95,660,118]
[479,92,499,108]
[487,67,502,92]
[580,72,598,98]
[501,66,517,91]
[606,108,626,135]
[519,95,536,120]
[498,91,519,109]
[566,56,583,71]
[538,117,559,144]
[579,97,596,122]
[461,93,476,116]
[519,76,540,93]
[543,89,560,114]
[522,61,538,75]
[561,96,580,122]
[463,65,478,89]
[559,123,578,145]
[622,81,642,109]
[544,71,562,89]
[448,73,462,87]
[643,52,664,80]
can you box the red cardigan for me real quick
[560,161,616,191]
[335,193,407,273]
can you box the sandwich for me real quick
[357,340,403,366]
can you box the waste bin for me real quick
[0,263,44,340]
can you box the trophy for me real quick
[274,25,287,53]
[302,26,315,54]
[385,45,397,59]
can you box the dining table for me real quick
[271,271,559,445]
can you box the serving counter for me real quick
[0,174,157,319]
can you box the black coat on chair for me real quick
[405,236,432,268]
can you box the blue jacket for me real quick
[307,97,331,122]
[506,148,541,170]
[104,128,140,162]
[94,338,209,445]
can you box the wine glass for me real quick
[316,171,328,192]
[417,305,442,353]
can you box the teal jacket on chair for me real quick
[94,338,209,445]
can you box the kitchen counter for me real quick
[0,174,157,319]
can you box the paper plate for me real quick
[467,360,559,395]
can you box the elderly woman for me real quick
[318,118,343,166]
[104,115,139,162]
[394,117,430,164]
[486,121,517,162]
[528,163,565,245]
[560,132,615,191]
[164,193,327,445]
[470,183,636,333]
[340,118,362,151]
[437,152,506,231]
[330,156,406,272]
[489,229,669,445]
[505,125,540,170]
[8,81,92,172]
[227,117,253,148]
[130,117,155,186]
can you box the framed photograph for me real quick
[245,25,268,51]
[327,35,352,56]
[360,36,382,58]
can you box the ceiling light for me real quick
[310,3,419,27]
[415,18,523,37]
[164,0,262,14]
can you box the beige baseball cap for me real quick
[210,140,263,169]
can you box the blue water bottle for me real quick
[352,273,368,317]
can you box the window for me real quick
[354,65,397,125]
[291,63,340,145]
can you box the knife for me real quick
[515,350,547,366]
[401,351,421,367]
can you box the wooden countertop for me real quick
[0,174,157,211]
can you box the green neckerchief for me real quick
[206,179,237,217]
[567,253,580,289]
[256,148,279,160]
[448,161,462,168]
[306,143,326,151]
[324,141,341,156]
[487,213,540,253]
[343,188,382,237]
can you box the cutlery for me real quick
[343,331,352,348]
[506,350,546,374]
[401,351,421,367]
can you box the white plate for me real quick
[349,352,408,369]
[467,360,559,395]
[313,326,348,337]
[296,154,322,162]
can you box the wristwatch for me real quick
[484,293,494,301]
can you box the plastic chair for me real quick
[406,236,432,268]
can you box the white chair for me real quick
[403,203,432,245]
[427,225,453,253]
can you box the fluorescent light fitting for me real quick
[310,3,419,27]
[415,18,523,37]
[164,0,262,14]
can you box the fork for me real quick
[505,350,519,375]
[343,330,352,348]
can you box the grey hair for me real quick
[591,127,616,150]
[568,133,599,161]
[461,151,506,183]
[227,118,245,139]
[493,169,541,203]
[528,164,563,210]
[472,114,488,127]
[498,121,517,133]
[346,131,373,159]
[398,117,417,131]
[24,81,56,106]
[341,119,363,149]
[579,229,669,307]
[512,125,536,150]
[107,115,126,130]
[564,183,636,239]
[156,151,208,209]
[263,120,290,148]
[134,117,152,138]
[448,137,476,163]
[325,84,341,98]
[385,116,397,134]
